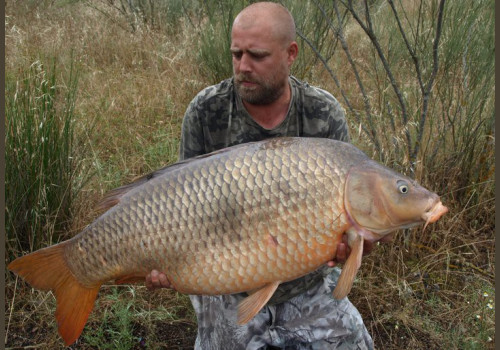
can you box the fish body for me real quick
[8,137,448,345]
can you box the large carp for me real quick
[8,137,447,345]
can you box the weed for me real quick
[5,58,89,256]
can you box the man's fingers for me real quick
[146,270,162,290]
[145,270,175,290]
[151,270,160,284]
[158,273,170,287]
[336,242,348,263]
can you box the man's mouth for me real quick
[236,75,258,86]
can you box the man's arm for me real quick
[178,99,206,161]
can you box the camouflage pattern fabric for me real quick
[179,76,373,349]
[190,268,372,350]
[179,76,349,159]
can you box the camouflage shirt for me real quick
[179,75,349,304]
[179,76,349,160]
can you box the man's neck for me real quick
[242,83,292,129]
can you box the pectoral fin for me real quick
[333,235,364,299]
[238,281,280,325]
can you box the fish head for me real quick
[344,161,448,241]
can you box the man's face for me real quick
[230,23,294,105]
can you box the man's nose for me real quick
[238,53,252,73]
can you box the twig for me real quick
[330,0,382,158]
[447,262,494,280]
[412,0,446,160]
[295,28,357,124]
[411,242,494,280]
[6,276,18,345]
[342,0,412,159]
[387,0,424,91]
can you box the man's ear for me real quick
[287,41,299,66]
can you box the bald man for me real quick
[147,2,374,349]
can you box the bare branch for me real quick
[329,0,381,156]
[412,0,446,160]
[387,0,425,92]
[294,28,355,116]
[343,0,412,158]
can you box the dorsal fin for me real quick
[93,162,186,213]
[94,142,261,213]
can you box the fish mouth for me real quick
[422,200,448,230]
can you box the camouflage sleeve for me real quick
[324,92,350,142]
[179,81,234,161]
[290,76,350,143]
[302,85,350,143]
[179,97,206,161]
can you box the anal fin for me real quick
[238,281,280,325]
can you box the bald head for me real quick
[232,2,296,47]
[230,2,299,106]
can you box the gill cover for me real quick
[344,161,440,240]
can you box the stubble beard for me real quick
[234,68,288,105]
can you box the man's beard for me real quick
[234,72,288,105]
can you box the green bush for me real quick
[5,59,87,255]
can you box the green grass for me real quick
[82,287,140,350]
[5,58,88,256]
[80,286,197,349]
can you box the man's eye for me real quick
[232,52,242,59]
[251,53,266,60]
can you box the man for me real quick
[147,2,374,349]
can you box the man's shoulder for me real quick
[290,76,339,107]
[191,78,234,108]
[290,76,342,117]
[289,76,348,141]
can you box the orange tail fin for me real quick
[8,242,101,346]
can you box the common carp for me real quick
[8,137,447,345]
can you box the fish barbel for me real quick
[8,137,448,345]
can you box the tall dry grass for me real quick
[5,1,495,349]
[5,2,202,348]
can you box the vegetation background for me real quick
[5,0,494,349]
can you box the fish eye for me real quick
[397,180,409,194]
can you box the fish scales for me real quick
[65,138,352,292]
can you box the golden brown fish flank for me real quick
[66,138,350,293]
[8,137,447,345]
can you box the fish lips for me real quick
[422,200,448,230]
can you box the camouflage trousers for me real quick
[189,267,373,350]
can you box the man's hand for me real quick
[325,233,380,267]
[145,270,175,291]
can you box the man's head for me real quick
[231,2,298,105]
